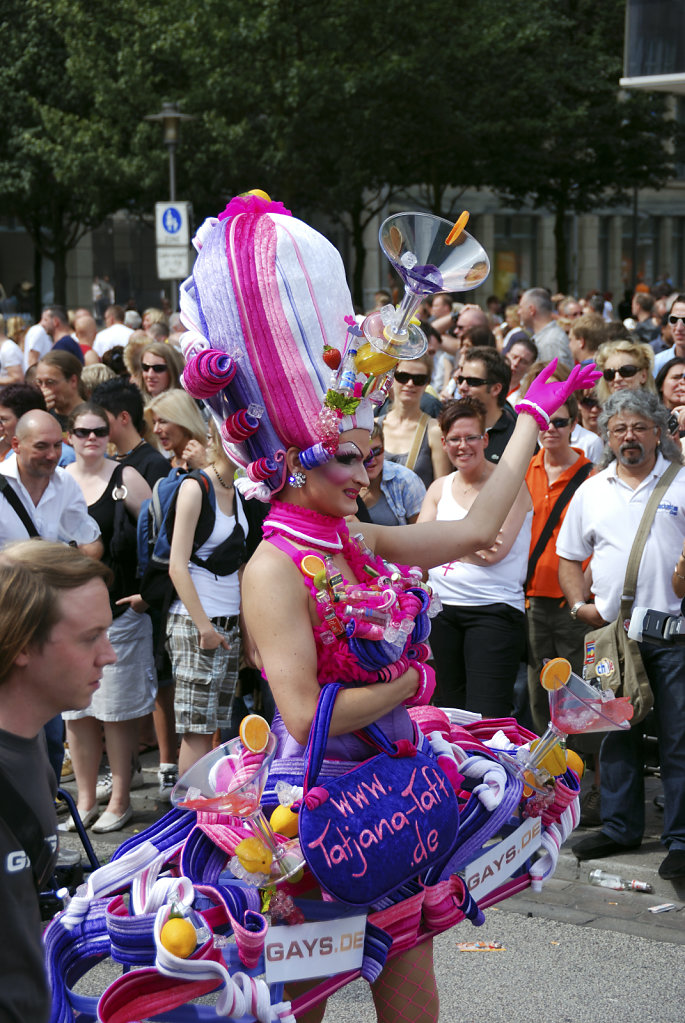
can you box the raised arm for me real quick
[362,361,600,571]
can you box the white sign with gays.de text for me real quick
[462,815,542,900]
[264,914,367,983]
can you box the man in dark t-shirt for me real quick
[0,543,114,1022]
[91,378,169,486]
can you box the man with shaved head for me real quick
[0,410,101,553]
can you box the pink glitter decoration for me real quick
[182,350,237,398]
[222,409,260,443]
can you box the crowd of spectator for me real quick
[0,279,684,882]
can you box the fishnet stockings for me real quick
[371,940,439,1023]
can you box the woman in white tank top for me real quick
[418,397,532,716]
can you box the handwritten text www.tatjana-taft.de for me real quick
[305,765,451,877]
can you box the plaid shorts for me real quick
[166,612,240,734]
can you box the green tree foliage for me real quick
[485,0,683,291]
[0,0,681,303]
[0,0,174,305]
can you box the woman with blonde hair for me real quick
[139,340,185,399]
[144,388,208,470]
[595,338,656,404]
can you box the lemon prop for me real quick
[565,748,585,779]
[270,803,299,839]
[540,657,572,691]
[160,917,197,959]
[354,342,398,376]
[235,836,273,874]
[529,737,567,778]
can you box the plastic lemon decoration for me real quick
[242,188,271,201]
[160,917,197,959]
[354,342,398,376]
[270,803,299,839]
[530,737,567,778]
[239,714,270,753]
[235,836,273,874]
[565,748,585,779]
[540,657,571,692]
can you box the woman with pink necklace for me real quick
[178,192,599,1023]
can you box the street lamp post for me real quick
[145,101,194,309]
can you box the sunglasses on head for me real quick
[602,364,639,382]
[668,315,685,325]
[395,371,429,386]
[457,375,488,388]
[72,425,109,439]
[141,362,168,373]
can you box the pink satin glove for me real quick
[515,358,602,430]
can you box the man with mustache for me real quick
[556,390,685,881]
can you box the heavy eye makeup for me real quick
[334,442,364,466]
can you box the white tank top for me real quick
[427,473,532,612]
[169,503,241,618]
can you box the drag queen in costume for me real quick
[176,193,598,1022]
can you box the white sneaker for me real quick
[96,766,145,802]
[157,764,178,801]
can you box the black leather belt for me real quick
[211,615,239,630]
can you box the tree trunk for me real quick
[52,247,68,307]
[32,245,42,321]
[554,204,568,294]
[350,208,366,311]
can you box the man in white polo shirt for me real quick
[93,304,133,358]
[0,410,101,553]
[557,390,685,881]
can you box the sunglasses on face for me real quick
[394,371,429,386]
[602,364,639,382]
[668,315,685,325]
[580,396,600,409]
[457,375,488,388]
[549,417,571,429]
[72,426,109,439]
[363,445,384,466]
[141,362,168,373]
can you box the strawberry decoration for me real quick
[322,346,341,370]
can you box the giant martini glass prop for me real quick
[498,658,634,795]
[171,734,304,885]
[362,211,490,361]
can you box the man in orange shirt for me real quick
[525,394,592,735]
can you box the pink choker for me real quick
[264,501,346,551]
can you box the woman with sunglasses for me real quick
[139,341,185,400]
[62,403,155,833]
[577,390,602,436]
[418,396,533,717]
[595,339,656,405]
[359,421,426,525]
[380,357,451,487]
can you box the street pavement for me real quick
[56,752,685,1021]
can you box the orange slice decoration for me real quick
[445,211,470,245]
[300,554,326,579]
[540,657,572,692]
[239,713,270,753]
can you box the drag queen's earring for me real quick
[288,470,306,488]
